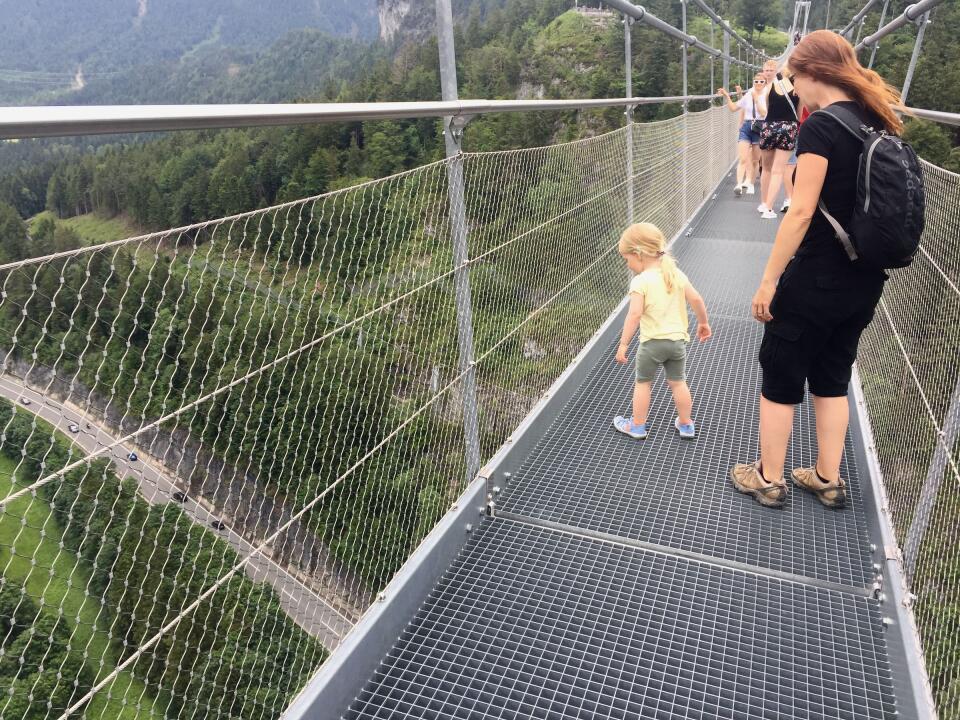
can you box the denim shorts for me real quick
[738,120,761,145]
[635,339,687,382]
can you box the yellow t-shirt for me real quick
[629,268,690,342]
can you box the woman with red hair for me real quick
[730,30,903,508]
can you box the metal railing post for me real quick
[869,0,889,68]
[435,0,481,483]
[722,32,730,90]
[709,20,715,96]
[625,15,635,224]
[681,0,689,221]
[903,378,960,583]
[901,11,931,105]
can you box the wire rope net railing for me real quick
[857,158,960,718]
[0,105,738,719]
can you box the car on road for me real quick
[19,397,31,406]
[210,519,226,531]
[127,452,138,462]
[172,491,189,503]
[68,423,80,433]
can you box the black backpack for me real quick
[815,104,925,269]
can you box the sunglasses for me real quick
[754,80,766,85]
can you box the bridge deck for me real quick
[340,182,900,719]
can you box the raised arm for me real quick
[716,87,741,113]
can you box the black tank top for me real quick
[766,75,800,122]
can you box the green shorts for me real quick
[635,338,687,382]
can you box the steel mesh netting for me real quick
[463,107,739,459]
[857,159,960,717]
[0,160,476,719]
[0,105,741,719]
[461,127,630,457]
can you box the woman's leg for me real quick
[666,379,693,425]
[759,394,795,481]
[811,394,849,481]
[749,144,761,189]
[759,148,775,205]
[632,381,652,426]
[762,149,791,212]
[783,158,795,199]
[736,140,751,185]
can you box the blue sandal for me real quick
[613,416,648,439]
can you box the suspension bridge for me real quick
[0,0,957,718]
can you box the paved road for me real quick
[0,374,351,649]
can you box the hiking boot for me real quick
[792,466,847,508]
[729,460,787,508]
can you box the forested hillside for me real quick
[0,0,787,223]
[0,0,377,103]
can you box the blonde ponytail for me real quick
[618,222,683,295]
[659,253,682,295]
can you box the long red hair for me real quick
[790,30,904,135]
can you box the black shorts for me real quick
[760,260,885,405]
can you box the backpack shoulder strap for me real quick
[810,105,865,262]
[817,105,870,143]
[817,199,859,261]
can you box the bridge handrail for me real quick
[838,0,884,37]
[904,106,960,127]
[856,0,944,49]
[687,0,771,60]
[0,94,725,140]
[602,0,759,68]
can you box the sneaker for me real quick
[734,184,743,197]
[729,460,788,508]
[791,466,847,508]
[761,209,778,219]
[613,416,648,440]
[745,183,755,195]
[674,417,696,439]
[780,198,791,212]
[756,203,769,213]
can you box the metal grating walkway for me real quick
[347,520,895,720]
[341,178,900,719]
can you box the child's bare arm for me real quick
[616,293,644,363]
[684,283,713,341]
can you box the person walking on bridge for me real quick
[730,30,901,508]
[613,223,712,441]
[757,64,801,219]
[717,74,766,196]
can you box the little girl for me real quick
[613,223,711,440]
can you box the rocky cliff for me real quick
[378,0,436,43]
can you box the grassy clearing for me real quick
[30,211,143,245]
[0,454,168,719]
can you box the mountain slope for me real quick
[0,0,378,102]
